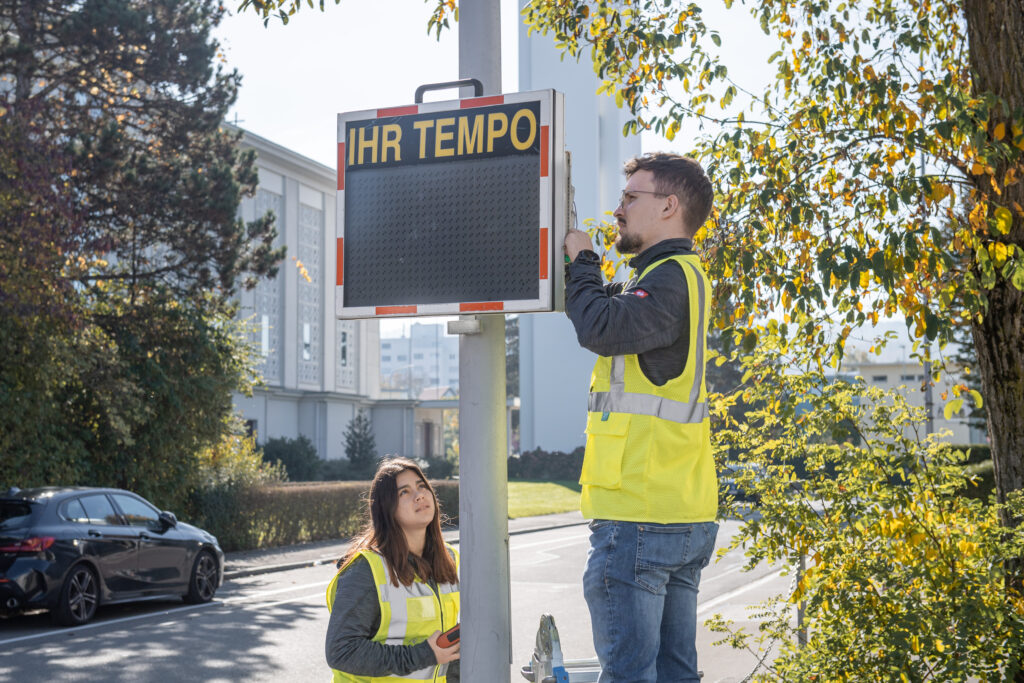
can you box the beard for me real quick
[614,229,643,254]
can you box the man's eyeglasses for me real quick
[619,189,667,206]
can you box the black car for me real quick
[0,486,224,626]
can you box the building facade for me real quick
[231,129,428,462]
[380,323,460,397]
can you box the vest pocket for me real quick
[580,411,630,489]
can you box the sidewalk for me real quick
[223,510,586,580]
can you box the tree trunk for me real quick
[964,2,1024,678]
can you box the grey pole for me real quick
[455,2,511,681]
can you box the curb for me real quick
[223,518,588,581]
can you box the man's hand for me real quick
[564,229,594,263]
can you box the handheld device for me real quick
[436,624,460,648]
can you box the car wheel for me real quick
[184,549,218,604]
[53,564,99,626]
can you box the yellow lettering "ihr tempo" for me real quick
[347,107,538,166]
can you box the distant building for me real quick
[846,360,986,445]
[380,323,459,398]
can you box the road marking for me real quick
[696,569,785,617]
[0,602,219,647]
[220,581,326,604]
[512,535,589,551]
[244,592,324,609]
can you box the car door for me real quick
[109,493,189,591]
[73,494,141,594]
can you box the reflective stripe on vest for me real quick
[326,546,460,683]
[587,259,709,423]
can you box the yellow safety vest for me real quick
[579,254,718,523]
[326,546,460,683]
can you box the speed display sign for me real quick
[335,89,566,319]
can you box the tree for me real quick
[343,410,379,478]
[500,0,1024,560]
[0,0,282,510]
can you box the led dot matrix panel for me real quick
[336,89,565,319]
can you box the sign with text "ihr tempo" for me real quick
[335,89,566,319]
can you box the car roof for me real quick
[1,486,130,503]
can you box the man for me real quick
[563,152,719,683]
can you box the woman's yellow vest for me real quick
[579,254,718,523]
[325,546,460,683]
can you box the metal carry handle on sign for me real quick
[414,78,484,103]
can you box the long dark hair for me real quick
[338,457,458,587]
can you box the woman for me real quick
[325,457,460,682]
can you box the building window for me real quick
[261,315,270,357]
[414,353,424,360]
[382,355,391,362]
[871,375,887,383]
[303,323,312,361]
[398,355,407,361]
[245,420,257,438]
[383,342,391,349]
[900,374,916,381]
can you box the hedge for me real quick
[193,480,459,552]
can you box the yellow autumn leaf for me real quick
[995,122,1006,140]
[859,270,870,289]
[944,398,964,420]
[990,241,1009,266]
[968,389,984,409]
[994,206,1013,234]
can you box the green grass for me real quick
[507,480,581,518]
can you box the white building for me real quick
[516,16,642,454]
[231,128,430,462]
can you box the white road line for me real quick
[244,592,324,609]
[697,570,785,617]
[220,581,326,604]
[0,602,219,647]
[512,535,590,551]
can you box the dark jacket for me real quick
[325,555,460,681]
[565,238,695,386]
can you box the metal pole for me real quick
[457,2,509,680]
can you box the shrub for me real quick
[508,447,584,481]
[706,341,1024,681]
[424,455,457,480]
[194,479,459,552]
[262,435,321,481]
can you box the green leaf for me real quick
[994,206,1013,235]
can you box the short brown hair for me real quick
[624,153,713,235]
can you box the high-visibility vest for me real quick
[326,546,460,683]
[579,254,718,523]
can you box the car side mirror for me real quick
[159,511,178,529]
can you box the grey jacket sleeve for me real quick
[565,252,688,358]
[325,557,436,677]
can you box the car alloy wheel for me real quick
[54,565,99,626]
[185,550,218,603]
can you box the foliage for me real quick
[423,455,457,480]
[706,339,1024,681]
[193,479,459,552]
[262,435,322,482]
[508,447,585,481]
[0,0,283,508]
[343,410,379,479]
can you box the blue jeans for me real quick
[583,519,719,683]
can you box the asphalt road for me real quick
[0,521,789,683]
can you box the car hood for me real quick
[177,522,219,547]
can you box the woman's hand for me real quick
[427,630,460,664]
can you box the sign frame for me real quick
[335,88,566,319]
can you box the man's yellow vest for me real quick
[326,546,460,683]
[580,254,718,523]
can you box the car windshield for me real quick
[0,501,35,530]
